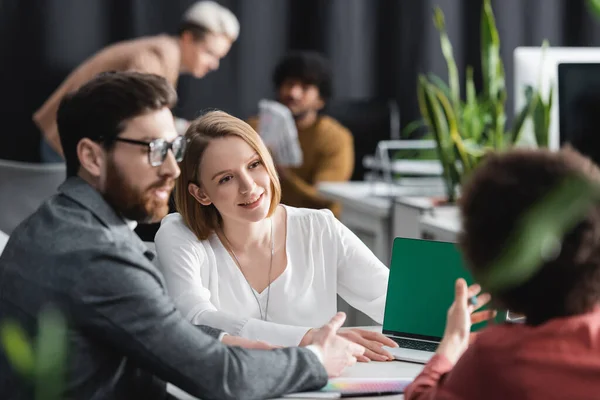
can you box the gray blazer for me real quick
[0,177,327,400]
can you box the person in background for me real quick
[248,51,354,217]
[34,0,239,162]
[155,110,397,362]
[0,72,365,400]
[405,148,600,400]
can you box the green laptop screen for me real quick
[383,237,492,341]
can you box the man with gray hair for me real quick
[34,0,239,162]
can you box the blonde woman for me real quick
[155,110,397,361]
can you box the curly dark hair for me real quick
[459,147,600,325]
[272,51,333,100]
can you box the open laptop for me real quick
[381,237,499,364]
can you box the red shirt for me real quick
[405,310,600,400]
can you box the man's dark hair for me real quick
[272,51,333,100]
[177,22,210,42]
[57,71,177,177]
[459,148,600,325]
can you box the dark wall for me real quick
[1,0,599,162]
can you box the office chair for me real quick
[0,159,66,235]
[0,229,8,255]
[324,99,400,181]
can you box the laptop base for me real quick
[383,346,434,364]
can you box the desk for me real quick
[168,359,422,400]
[392,197,435,240]
[418,206,460,243]
[167,326,424,400]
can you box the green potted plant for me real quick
[587,0,600,19]
[1,306,67,400]
[416,0,553,203]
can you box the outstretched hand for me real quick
[309,312,366,377]
[436,279,495,364]
[337,328,398,362]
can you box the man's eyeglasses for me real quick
[112,135,187,167]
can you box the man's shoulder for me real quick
[0,197,140,304]
[143,34,179,59]
[10,197,116,256]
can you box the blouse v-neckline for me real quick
[214,205,291,296]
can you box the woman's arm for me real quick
[328,211,389,324]
[154,217,312,347]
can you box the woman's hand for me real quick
[300,326,399,362]
[337,328,399,362]
[436,278,494,365]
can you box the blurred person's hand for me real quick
[436,279,495,365]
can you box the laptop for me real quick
[381,237,500,364]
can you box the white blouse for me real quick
[154,206,389,347]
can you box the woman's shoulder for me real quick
[158,213,192,235]
[156,213,211,244]
[155,213,222,258]
[284,205,337,230]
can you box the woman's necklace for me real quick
[221,219,274,321]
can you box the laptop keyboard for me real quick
[391,337,438,352]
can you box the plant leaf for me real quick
[462,67,483,141]
[427,73,452,100]
[461,139,487,158]
[34,306,67,400]
[538,83,554,147]
[401,119,426,139]
[430,84,474,176]
[417,75,456,201]
[481,0,501,102]
[511,86,538,145]
[587,0,600,21]
[0,321,34,378]
[532,92,548,148]
[434,6,461,111]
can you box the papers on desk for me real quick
[284,392,340,399]
[284,377,413,398]
[258,99,303,167]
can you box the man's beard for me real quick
[102,161,174,224]
[280,98,311,120]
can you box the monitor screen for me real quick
[558,63,600,166]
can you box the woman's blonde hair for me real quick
[175,110,281,240]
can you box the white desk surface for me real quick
[169,360,420,400]
[317,181,445,218]
[420,206,461,235]
[168,326,423,400]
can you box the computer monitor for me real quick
[558,63,600,166]
[513,47,600,150]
